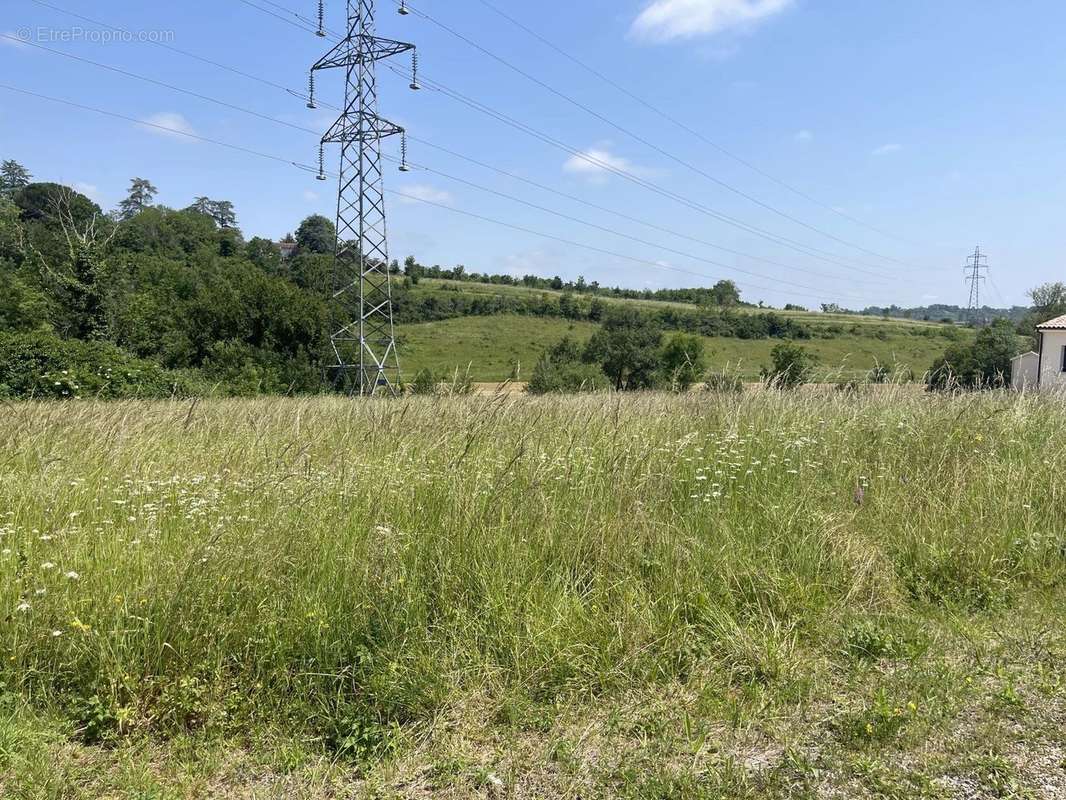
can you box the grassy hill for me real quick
[398,280,966,382]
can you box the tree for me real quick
[118,178,158,220]
[408,368,439,396]
[527,337,607,394]
[660,332,706,391]
[246,237,282,273]
[188,196,213,216]
[763,342,817,389]
[710,279,741,307]
[1019,282,1066,337]
[209,200,238,229]
[583,307,662,390]
[1029,282,1066,310]
[0,160,32,199]
[403,255,422,284]
[927,319,1020,391]
[295,214,336,255]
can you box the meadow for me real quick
[397,313,955,383]
[2,390,1065,798]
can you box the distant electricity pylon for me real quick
[965,245,988,325]
[308,0,418,395]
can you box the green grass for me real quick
[2,391,1065,798]
[416,278,948,328]
[397,314,599,382]
[397,313,957,381]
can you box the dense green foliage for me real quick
[763,342,819,388]
[584,306,663,390]
[0,167,1030,399]
[400,255,744,307]
[0,331,189,399]
[527,337,609,394]
[660,332,708,390]
[0,178,335,396]
[927,319,1021,390]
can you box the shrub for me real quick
[867,363,890,384]
[660,333,707,391]
[703,371,744,394]
[0,331,189,399]
[527,358,608,394]
[406,366,474,397]
[762,342,817,389]
[528,337,608,394]
[583,307,662,390]
[927,319,1019,391]
[408,368,439,396]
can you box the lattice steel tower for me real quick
[309,0,417,394]
[965,245,988,325]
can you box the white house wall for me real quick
[1012,353,1039,390]
[1039,330,1066,388]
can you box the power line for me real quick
[391,0,930,271]
[232,0,322,36]
[4,29,895,292]
[0,83,322,173]
[386,187,857,306]
[405,135,889,286]
[471,0,918,249]
[1,34,318,136]
[27,0,338,110]
[232,0,918,279]
[392,155,875,301]
[386,62,904,281]
[0,83,869,306]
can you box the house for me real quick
[1014,314,1066,390]
[277,240,298,259]
[1011,351,1039,390]
[1035,314,1066,389]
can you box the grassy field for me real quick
[414,280,947,329]
[397,313,959,382]
[2,391,1065,798]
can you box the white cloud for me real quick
[631,0,793,43]
[794,130,813,143]
[72,182,101,201]
[138,112,197,140]
[563,144,651,182]
[396,184,454,205]
[872,143,902,156]
[303,189,319,202]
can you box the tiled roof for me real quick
[1037,314,1066,330]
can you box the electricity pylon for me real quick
[309,0,418,395]
[965,246,988,325]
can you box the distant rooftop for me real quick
[1037,314,1066,330]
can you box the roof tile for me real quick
[1037,314,1066,330]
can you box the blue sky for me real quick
[2,0,1064,309]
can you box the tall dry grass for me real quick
[1,389,1062,752]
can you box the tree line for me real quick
[2,160,1058,398]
